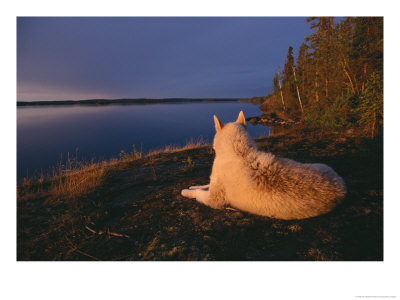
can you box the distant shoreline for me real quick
[17,98,247,107]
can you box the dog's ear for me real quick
[214,115,224,132]
[236,111,246,128]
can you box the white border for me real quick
[2,1,399,300]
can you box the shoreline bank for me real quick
[17,128,383,261]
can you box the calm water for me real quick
[17,102,269,180]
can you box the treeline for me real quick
[266,17,383,137]
[17,98,239,106]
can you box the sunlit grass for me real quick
[146,136,209,157]
[17,154,120,202]
[119,144,143,161]
[48,161,112,201]
[17,137,210,202]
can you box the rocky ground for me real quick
[17,129,383,261]
[247,113,300,128]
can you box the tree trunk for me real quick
[277,71,286,110]
[325,77,329,98]
[371,111,376,138]
[314,70,320,102]
[341,61,356,94]
[315,81,319,103]
[362,63,367,94]
[292,66,304,113]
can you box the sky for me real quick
[17,17,312,101]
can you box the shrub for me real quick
[119,144,143,161]
[304,97,352,129]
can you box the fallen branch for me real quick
[65,236,101,261]
[85,224,130,238]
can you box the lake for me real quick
[17,101,269,181]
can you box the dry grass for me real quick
[146,136,209,157]
[18,154,120,202]
[48,161,112,201]
[18,137,210,202]
[18,129,383,261]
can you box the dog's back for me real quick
[220,149,346,219]
[181,111,346,220]
[213,121,346,220]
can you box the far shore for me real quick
[16,98,257,107]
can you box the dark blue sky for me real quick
[17,17,312,101]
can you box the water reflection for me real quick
[17,102,268,180]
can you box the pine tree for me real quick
[265,17,383,136]
[296,42,311,106]
[282,46,298,114]
[356,72,383,138]
[282,46,296,94]
[350,17,383,94]
[335,17,357,96]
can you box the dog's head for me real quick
[213,110,246,132]
[213,111,253,156]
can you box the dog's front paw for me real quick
[189,184,209,190]
[181,189,194,198]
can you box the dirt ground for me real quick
[17,129,383,261]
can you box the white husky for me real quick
[181,111,346,220]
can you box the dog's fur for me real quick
[181,111,346,220]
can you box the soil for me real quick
[17,129,383,261]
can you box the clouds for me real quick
[17,17,311,101]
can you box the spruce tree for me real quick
[282,46,298,114]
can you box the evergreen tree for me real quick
[335,17,357,96]
[296,42,311,106]
[282,46,298,113]
[356,72,383,138]
[350,17,383,94]
[273,72,280,94]
[305,17,336,102]
[282,46,296,93]
[265,16,383,136]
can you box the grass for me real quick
[18,130,361,204]
[17,137,210,203]
[17,130,367,204]
[17,128,383,260]
[48,161,110,201]
[119,144,143,161]
[18,158,120,203]
[146,136,209,156]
